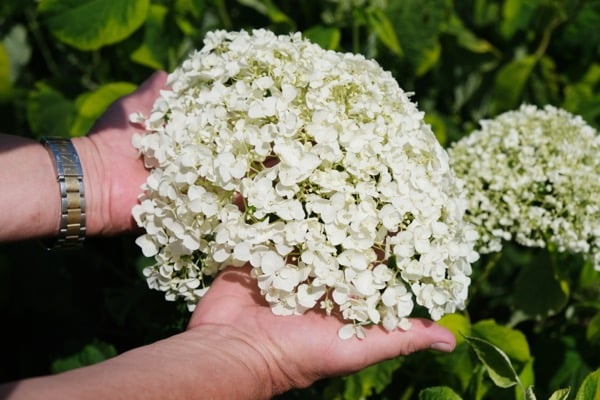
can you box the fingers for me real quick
[90,71,168,133]
[131,71,169,107]
[120,70,169,116]
[195,266,456,356]
[303,317,455,381]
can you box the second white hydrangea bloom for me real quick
[449,104,600,268]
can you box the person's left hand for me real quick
[73,71,168,236]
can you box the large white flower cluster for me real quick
[131,29,478,338]
[449,104,600,268]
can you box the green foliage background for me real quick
[0,0,599,398]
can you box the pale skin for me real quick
[0,72,456,399]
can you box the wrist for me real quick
[178,325,278,399]
[70,136,106,236]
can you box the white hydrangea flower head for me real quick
[449,104,600,268]
[131,29,478,338]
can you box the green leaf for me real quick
[414,42,441,76]
[529,55,560,105]
[303,26,341,50]
[386,0,449,74]
[500,0,540,39]
[27,82,76,137]
[544,337,592,398]
[445,14,499,56]
[3,24,31,83]
[434,342,477,392]
[473,0,501,27]
[579,255,600,288]
[365,7,403,56]
[558,1,600,66]
[424,111,448,145]
[491,55,537,114]
[38,0,150,51]
[587,312,600,345]
[71,82,137,136]
[465,335,521,389]
[51,339,117,373]
[437,313,471,344]
[236,0,294,28]
[0,43,11,102]
[342,358,403,399]
[471,319,531,363]
[131,4,170,70]
[562,63,600,125]
[418,386,463,400]
[518,359,535,400]
[548,388,571,400]
[513,257,570,319]
[575,369,600,400]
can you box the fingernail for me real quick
[430,342,454,352]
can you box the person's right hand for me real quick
[187,266,456,398]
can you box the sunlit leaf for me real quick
[303,25,341,50]
[71,82,137,136]
[437,313,471,344]
[548,388,571,400]
[38,0,150,51]
[424,111,447,145]
[131,4,170,70]
[465,336,521,389]
[575,369,600,400]
[472,319,531,363]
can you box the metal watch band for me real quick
[42,137,86,249]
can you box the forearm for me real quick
[0,327,274,400]
[0,134,62,242]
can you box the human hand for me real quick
[73,71,168,236]
[187,266,456,398]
